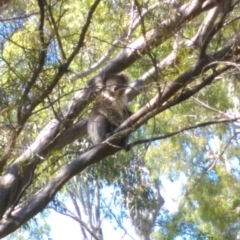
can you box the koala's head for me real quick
[103,74,129,97]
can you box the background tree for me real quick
[1,0,240,239]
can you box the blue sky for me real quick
[47,175,187,240]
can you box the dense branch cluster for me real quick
[0,0,240,238]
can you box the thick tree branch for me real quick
[0,0,235,236]
[185,5,220,47]
[35,0,219,154]
[0,0,210,168]
[0,0,101,222]
[69,2,161,81]
[0,141,120,237]
[0,49,238,238]
[101,0,216,75]
[118,41,240,134]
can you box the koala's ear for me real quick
[87,76,104,94]
[118,72,129,84]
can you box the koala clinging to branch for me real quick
[87,73,132,147]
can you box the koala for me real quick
[87,73,132,147]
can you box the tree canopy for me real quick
[1,0,240,239]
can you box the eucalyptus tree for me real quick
[0,0,240,239]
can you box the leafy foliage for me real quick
[1,0,240,239]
